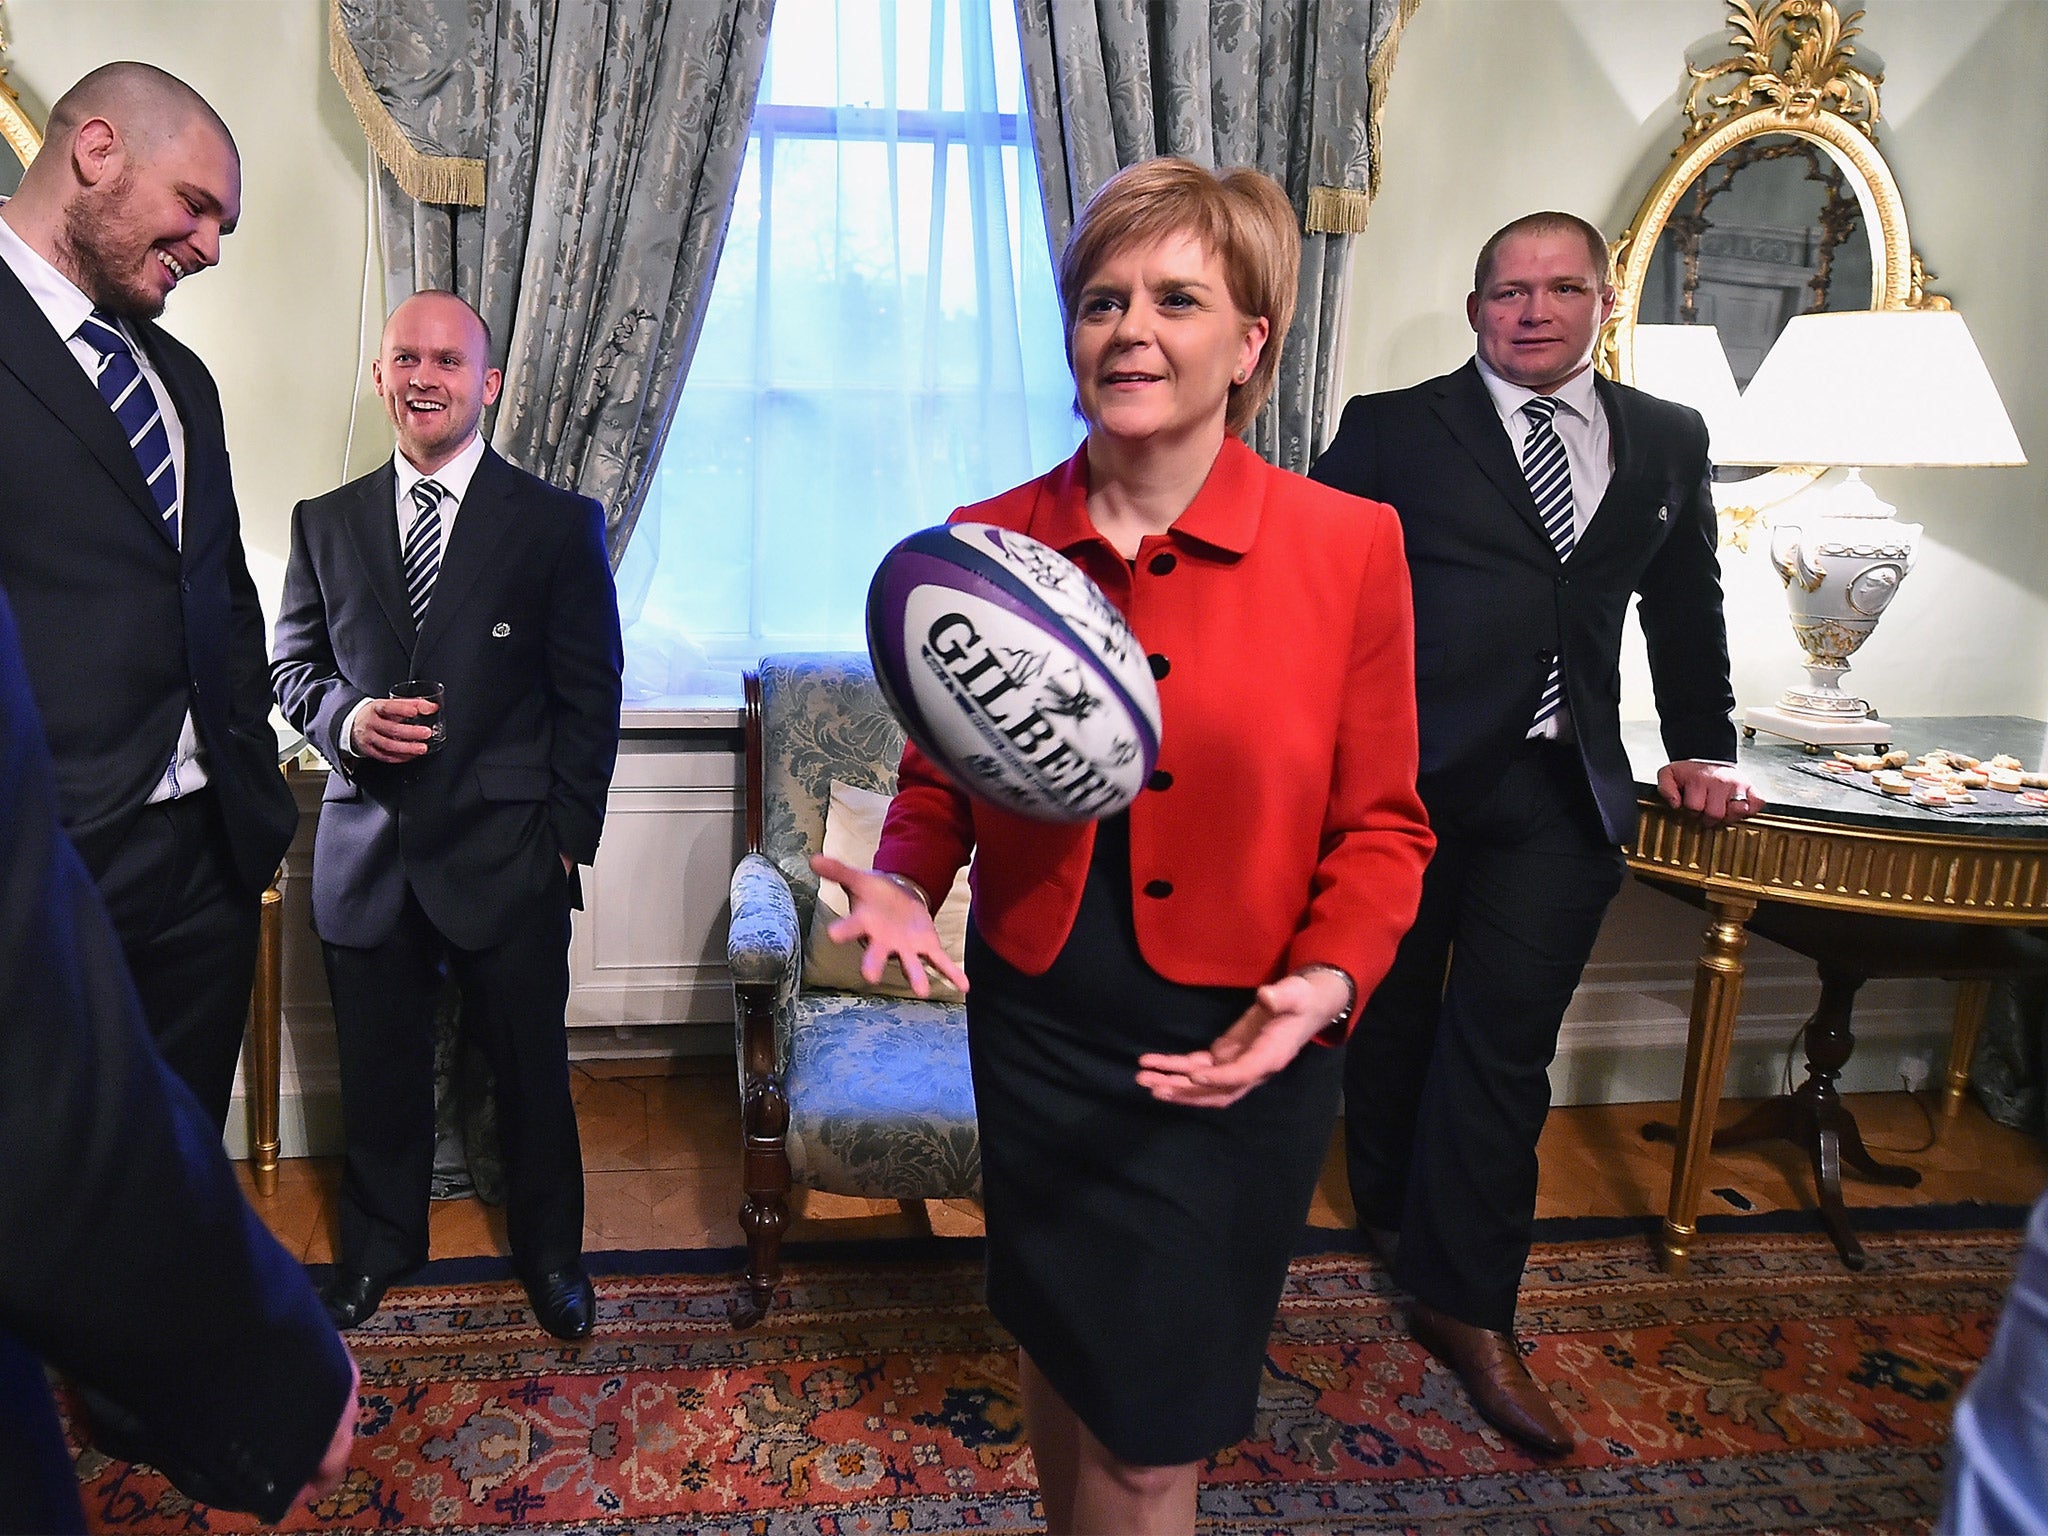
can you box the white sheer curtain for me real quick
[617,0,1082,704]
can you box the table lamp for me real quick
[1712,308,2026,748]
[1632,325,1744,454]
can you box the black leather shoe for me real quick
[323,1271,393,1330]
[526,1265,596,1340]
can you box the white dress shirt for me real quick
[1475,355,1613,543]
[1475,356,1613,742]
[338,432,487,754]
[0,202,205,801]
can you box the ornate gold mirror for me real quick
[1,8,39,196]
[1600,0,1936,545]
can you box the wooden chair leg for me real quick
[731,981,791,1328]
[732,1074,791,1328]
[1942,979,1992,1125]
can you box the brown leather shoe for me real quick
[1406,1300,1574,1456]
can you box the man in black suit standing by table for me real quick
[0,63,298,1132]
[273,289,623,1340]
[1312,212,1763,1455]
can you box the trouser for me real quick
[1345,738,1625,1332]
[323,877,583,1281]
[93,789,261,1133]
[0,1330,84,1535]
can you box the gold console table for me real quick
[1626,717,2048,1273]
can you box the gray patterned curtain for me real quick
[330,0,775,565]
[1014,0,1418,472]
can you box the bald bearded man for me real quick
[0,62,297,1132]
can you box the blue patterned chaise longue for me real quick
[726,654,980,1323]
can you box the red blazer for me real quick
[876,436,1434,1012]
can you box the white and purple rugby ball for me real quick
[867,523,1162,824]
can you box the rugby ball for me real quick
[867,523,1162,823]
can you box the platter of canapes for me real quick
[1799,747,2048,814]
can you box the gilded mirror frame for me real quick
[1,5,39,173]
[1599,0,1933,547]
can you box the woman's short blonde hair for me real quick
[1058,157,1300,437]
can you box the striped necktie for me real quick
[403,479,447,626]
[76,310,178,546]
[1521,395,1575,736]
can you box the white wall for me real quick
[1345,0,2048,722]
[5,0,394,621]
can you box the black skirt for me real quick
[964,814,1343,1466]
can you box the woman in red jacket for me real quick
[814,157,1433,1534]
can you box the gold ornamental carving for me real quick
[1631,806,2048,923]
[0,1,40,173]
[1681,0,1882,142]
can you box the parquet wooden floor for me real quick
[238,1057,2048,1265]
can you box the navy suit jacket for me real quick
[0,589,352,1526]
[0,259,297,891]
[271,448,623,950]
[1311,361,1737,844]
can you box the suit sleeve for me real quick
[271,499,369,773]
[0,592,354,1523]
[1636,410,1739,763]
[544,496,624,865]
[1283,504,1435,1021]
[874,740,977,906]
[1306,394,1378,496]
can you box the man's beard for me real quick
[59,177,166,321]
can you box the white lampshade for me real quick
[1632,326,1743,456]
[1714,309,2026,468]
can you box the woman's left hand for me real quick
[1135,968,1352,1108]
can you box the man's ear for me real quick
[69,118,121,188]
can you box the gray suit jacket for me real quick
[271,448,623,950]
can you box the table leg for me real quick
[1942,979,1991,1124]
[1658,893,1756,1274]
[245,879,283,1196]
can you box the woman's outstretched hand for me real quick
[809,854,969,998]
[1134,968,1351,1108]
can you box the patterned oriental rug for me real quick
[72,1216,2025,1535]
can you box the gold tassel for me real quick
[1305,185,1373,236]
[1303,0,1422,236]
[327,0,486,208]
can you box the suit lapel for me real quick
[414,447,515,663]
[0,260,166,530]
[341,463,416,650]
[1429,361,1552,548]
[1575,374,1646,560]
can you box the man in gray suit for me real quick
[273,290,622,1340]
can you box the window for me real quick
[617,0,1083,704]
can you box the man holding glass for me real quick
[273,289,623,1339]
